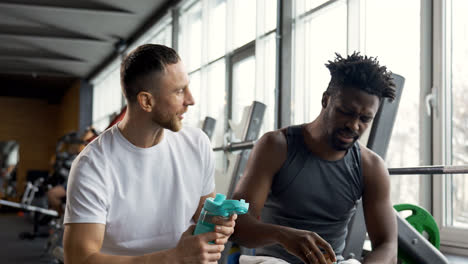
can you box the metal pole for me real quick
[388,165,468,175]
[213,140,256,152]
[0,200,59,217]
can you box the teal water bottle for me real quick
[194,193,249,236]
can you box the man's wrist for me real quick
[272,225,290,247]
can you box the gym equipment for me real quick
[1,167,17,199]
[44,217,65,264]
[396,209,448,264]
[394,203,440,264]
[223,101,266,198]
[202,116,217,140]
[0,198,58,241]
[0,141,19,199]
[394,203,440,249]
[48,132,83,186]
[343,74,449,263]
[389,165,468,263]
[0,199,58,217]
[389,165,468,175]
[0,132,82,216]
[52,246,64,263]
[213,141,255,152]
[194,193,249,236]
[213,101,266,264]
[348,198,450,264]
[0,131,85,243]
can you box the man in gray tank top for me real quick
[232,52,397,264]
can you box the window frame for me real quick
[432,0,468,253]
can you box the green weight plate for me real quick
[394,203,441,264]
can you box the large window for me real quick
[433,0,468,250]
[91,61,122,132]
[292,0,347,124]
[178,1,203,73]
[447,0,468,229]
[178,0,276,194]
[255,32,276,134]
[232,54,256,127]
[363,0,422,206]
[230,0,256,50]
[178,0,227,183]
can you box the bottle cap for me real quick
[204,193,249,217]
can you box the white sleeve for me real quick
[64,154,109,224]
[200,132,215,196]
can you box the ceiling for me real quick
[0,0,172,101]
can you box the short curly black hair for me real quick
[325,52,396,101]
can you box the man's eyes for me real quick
[338,109,353,116]
[339,109,372,123]
[360,116,373,123]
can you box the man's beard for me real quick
[152,111,183,132]
[329,128,359,151]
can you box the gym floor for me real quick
[0,212,467,264]
[0,213,54,264]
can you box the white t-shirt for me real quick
[64,124,215,256]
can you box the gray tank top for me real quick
[256,125,364,263]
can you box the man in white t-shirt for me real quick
[64,44,236,264]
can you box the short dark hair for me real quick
[120,44,180,102]
[325,52,396,101]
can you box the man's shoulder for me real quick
[357,142,388,184]
[168,126,211,154]
[253,129,288,159]
[357,142,384,166]
[260,125,302,148]
[262,129,287,145]
[75,127,116,162]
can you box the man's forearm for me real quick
[363,242,397,264]
[230,214,286,248]
[70,248,177,264]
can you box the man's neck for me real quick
[117,109,165,148]
[304,120,347,161]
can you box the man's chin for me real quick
[332,139,356,151]
[168,120,182,132]
[154,118,182,132]
[168,125,182,132]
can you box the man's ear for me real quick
[137,91,153,113]
[322,92,330,108]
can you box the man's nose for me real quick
[346,117,360,132]
[185,88,195,106]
